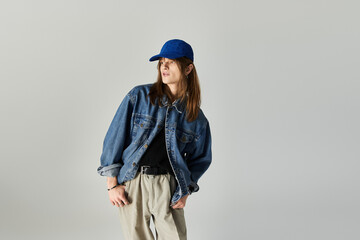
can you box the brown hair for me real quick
[148,56,201,122]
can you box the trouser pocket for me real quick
[123,172,137,204]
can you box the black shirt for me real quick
[138,126,175,176]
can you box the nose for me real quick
[162,62,169,68]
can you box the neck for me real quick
[167,83,178,97]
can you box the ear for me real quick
[186,64,194,75]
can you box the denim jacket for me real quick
[97,83,212,206]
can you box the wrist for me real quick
[107,184,120,191]
[107,182,125,191]
[106,176,117,188]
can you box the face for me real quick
[159,57,182,86]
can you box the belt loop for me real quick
[140,165,147,175]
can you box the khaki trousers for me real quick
[118,171,187,240]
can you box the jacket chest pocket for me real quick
[132,115,156,144]
[176,128,195,152]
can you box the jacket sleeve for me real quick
[187,120,212,194]
[97,89,135,177]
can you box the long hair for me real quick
[148,56,201,122]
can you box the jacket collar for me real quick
[159,94,187,114]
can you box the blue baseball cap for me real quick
[149,39,194,62]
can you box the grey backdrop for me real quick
[1,0,359,239]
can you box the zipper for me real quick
[164,104,181,203]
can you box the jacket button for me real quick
[144,144,148,148]
[181,136,186,142]
[140,123,144,127]
[132,162,136,166]
[158,125,161,128]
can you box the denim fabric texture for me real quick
[97,83,212,205]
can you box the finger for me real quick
[116,196,123,204]
[121,196,130,205]
[115,201,120,207]
[176,201,185,209]
[119,201,124,207]
[172,202,181,209]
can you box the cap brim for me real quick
[149,54,162,62]
[149,52,183,62]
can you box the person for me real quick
[97,39,212,240]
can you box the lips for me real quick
[163,73,169,76]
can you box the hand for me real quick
[171,194,189,209]
[108,185,129,207]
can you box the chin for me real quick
[162,79,170,84]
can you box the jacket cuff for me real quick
[188,181,199,195]
[97,163,123,177]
